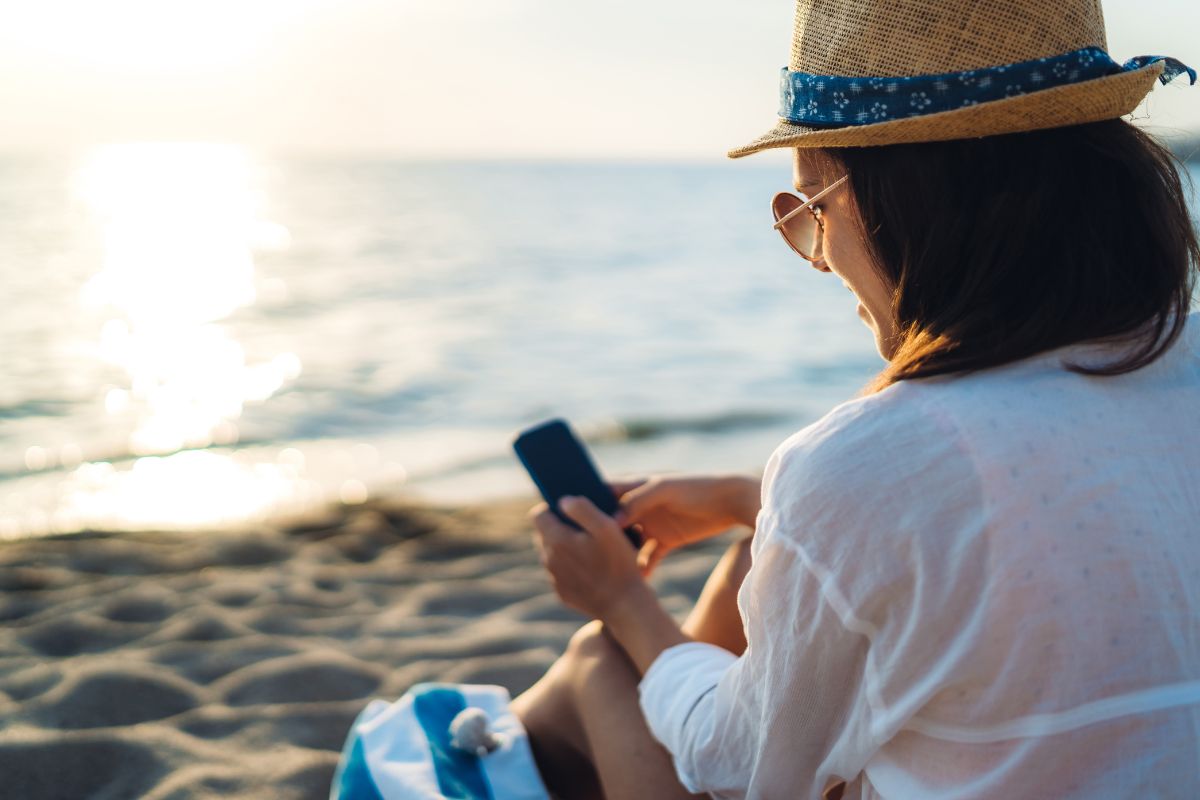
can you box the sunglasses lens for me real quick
[771,193,822,261]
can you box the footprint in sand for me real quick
[0,738,165,800]
[0,664,64,702]
[19,615,150,658]
[103,589,179,623]
[220,652,382,706]
[31,666,199,729]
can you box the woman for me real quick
[514,1,1199,797]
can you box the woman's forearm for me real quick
[721,473,763,530]
[597,472,762,673]
[601,582,691,676]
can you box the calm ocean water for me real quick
[2,145,1193,538]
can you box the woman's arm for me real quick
[720,473,764,530]
[532,478,760,673]
[601,581,691,674]
[532,496,691,674]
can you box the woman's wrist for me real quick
[601,581,690,675]
[721,473,763,530]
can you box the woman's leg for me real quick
[511,629,605,800]
[513,535,754,800]
[680,535,752,655]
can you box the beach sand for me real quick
[0,493,739,800]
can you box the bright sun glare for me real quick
[15,142,315,534]
[73,142,299,460]
[1,0,318,73]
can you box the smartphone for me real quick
[513,418,642,549]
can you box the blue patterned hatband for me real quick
[779,46,1196,127]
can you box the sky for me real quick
[0,0,1195,159]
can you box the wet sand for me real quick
[0,494,736,799]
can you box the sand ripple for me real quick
[0,495,735,798]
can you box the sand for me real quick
[0,493,735,800]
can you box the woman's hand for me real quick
[527,494,692,674]
[528,495,646,621]
[609,474,762,576]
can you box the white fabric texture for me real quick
[639,312,1200,799]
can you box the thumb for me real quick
[646,541,668,574]
[559,496,626,546]
[608,477,648,499]
[636,538,660,577]
[613,481,662,527]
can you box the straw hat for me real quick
[729,0,1194,158]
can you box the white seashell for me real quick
[449,706,503,756]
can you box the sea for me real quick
[2,144,1192,539]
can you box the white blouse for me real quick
[639,312,1200,799]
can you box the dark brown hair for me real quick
[824,119,1198,394]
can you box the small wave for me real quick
[0,398,73,420]
[583,409,794,443]
[401,409,795,482]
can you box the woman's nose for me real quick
[810,258,833,273]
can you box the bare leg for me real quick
[513,535,754,799]
[680,535,752,655]
[512,635,604,800]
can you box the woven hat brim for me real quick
[727,61,1165,158]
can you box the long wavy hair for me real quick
[823,119,1198,394]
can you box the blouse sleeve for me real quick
[638,507,882,798]
[638,385,988,797]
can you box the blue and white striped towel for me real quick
[330,683,551,800]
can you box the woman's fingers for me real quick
[608,478,649,501]
[636,538,660,576]
[527,496,645,619]
[527,505,549,564]
[528,503,575,562]
[647,543,668,573]
[638,538,672,576]
[612,479,665,527]
[558,496,624,545]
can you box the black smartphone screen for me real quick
[513,418,642,548]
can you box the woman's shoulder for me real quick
[764,309,1200,524]
[772,383,918,463]
[757,382,990,628]
[773,375,968,460]
[764,380,973,517]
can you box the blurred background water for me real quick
[1,0,1197,540]
[3,145,1197,539]
[5,146,1199,539]
[0,143,899,538]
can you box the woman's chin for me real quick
[856,302,876,332]
[857,305,896,361]
[874,330,901,362]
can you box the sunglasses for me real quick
[770,175,849,263]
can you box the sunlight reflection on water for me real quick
[0,152,894,539]
[29,142,315,534]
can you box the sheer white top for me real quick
[639,312,1200,799]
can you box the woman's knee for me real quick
[563,620,635,682]
[565,620,619,661]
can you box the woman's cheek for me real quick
[823,227,851,277]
